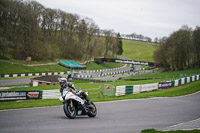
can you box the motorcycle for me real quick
[59,87,97,119]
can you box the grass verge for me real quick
[86,62,124,70]
[123,68,200,82]
[0,60,123,75]
[0,60,67,75]
[141,129,200,133]
[0,80,200,110]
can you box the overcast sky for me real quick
[36,0,200,39]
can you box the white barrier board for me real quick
[187,77,190,83]
[140,83,158,92]
[181,78,185,84]
[175,80,179,87]
[116,86,126,96]
[133,85,141,93]
[192,76,195,81]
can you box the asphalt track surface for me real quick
[0,78,31,86]
[1,92,200,133]
[95,70,152,80]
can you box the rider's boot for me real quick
[85,99,91,105]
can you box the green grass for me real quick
[0,60,123,75]
[1,78,165,92]
[1,79,200,110]
[123,68,200,82]
[1,85,60,91]
[141,129,200,133]
[122,39,157,62]
[91,80,200,102]
[0,39,157,75]
[86,62,123,70]
[2,68,200,92]
[0,61,67,75]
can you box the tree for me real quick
[193,26,200,67]
[116,33,123,55]
[154,37,158,43]
[153,25,198,70]
[102,29,117,58]
[0,0,119,61]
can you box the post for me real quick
[99,85,101,99]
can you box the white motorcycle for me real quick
[59,87,97,119]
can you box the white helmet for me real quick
[58,78,67,88]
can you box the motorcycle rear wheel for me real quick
[63,102,76,119]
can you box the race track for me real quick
[0,92,200,133]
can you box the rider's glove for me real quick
[76,90,82,95]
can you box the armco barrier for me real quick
[116,74,200,97]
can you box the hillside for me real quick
[122,39,158,62]
[0,60,123,75]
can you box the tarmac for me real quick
[162,117,200,131]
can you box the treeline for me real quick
[0,0,122,62]
[154,25,200,70]
[122,33,152,42]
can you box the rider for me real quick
[59,75,91,105]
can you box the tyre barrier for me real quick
[78,66,126,74]
[0,65,129,78]
[116,74,200,96]
[73,77,112,83]
[0,71,68,78]
[77,68,132,78]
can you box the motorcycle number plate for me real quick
[78,110,82,115]
[63,91,68,95]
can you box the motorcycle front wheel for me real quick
[63,102,76,119]
[87,102,97,117]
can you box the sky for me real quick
[36,0,200,39]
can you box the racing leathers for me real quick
[60,83,91,105]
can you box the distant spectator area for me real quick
[58,61,86,69]
[30,75,61,87]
